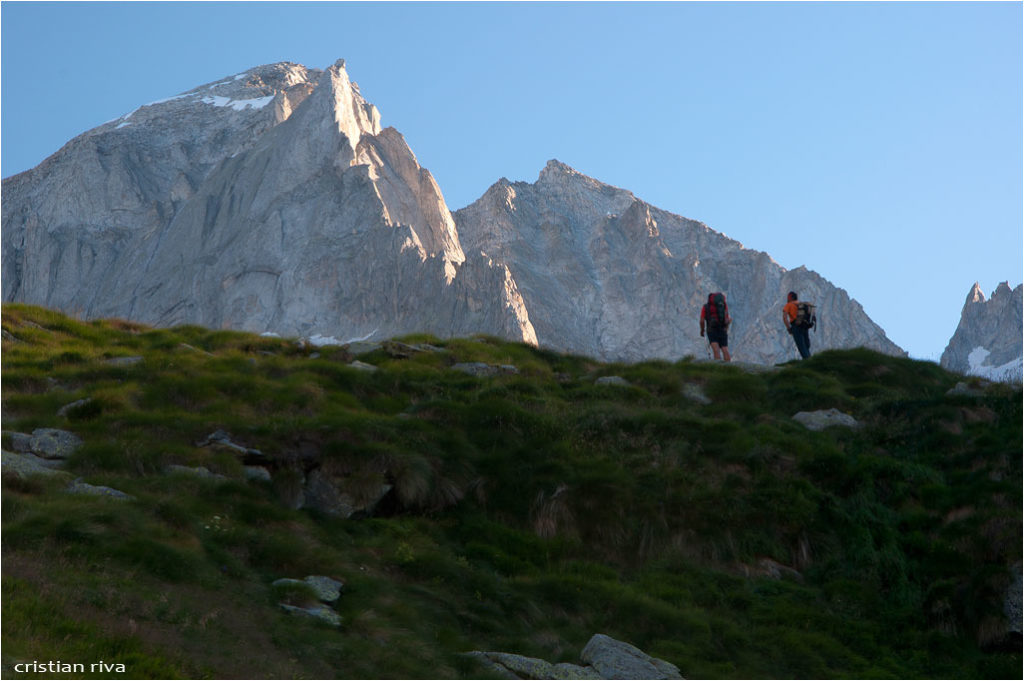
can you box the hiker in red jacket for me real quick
[700,292,732,361]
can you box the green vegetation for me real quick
[2,303,1020,679]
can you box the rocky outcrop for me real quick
[792,408,860,431]
[4,59,900,365]
[467,634,683,680]
[454,161,904,364]
[2,59,536,348]
[940,282,1022,383]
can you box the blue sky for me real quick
[2,1,1021,361]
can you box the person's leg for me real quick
[710,342,722,360]
[720,338,731,362]
[794,328,811,359]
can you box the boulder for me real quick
[244,465,272,482]
[467,634,681,680]
[580,634,683,680]
[57,398,94,418]
[595,376,631,387]
[792,408,860,431]
[452,362,499,377]
[28,428,83,459]
[66,478,134,500]
[347,360,378,372]
[303,575,344,603]
[2,449,66,478]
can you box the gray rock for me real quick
[66,478,134,500]
[792,408,860,431]
[452,362,499,377]
[3,60,902,369]
[595,376,631,387]
[279,603,342,627]
[243,465,272,482]
[165,464,228,481]
[3,60,536,352]
[470,652,555,680]
[197,430,263,457]
[303,575,344,602]
[4,431,33,453]
[57,398,94,418]
[580,634,682,680]
[941,282,1022,383]
[103,356,143,367]
[347,360,378,372]
[2,449,66,478]
[455,160,905,364]
[28,428,83,459]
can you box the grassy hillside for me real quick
[2,303,1020,679]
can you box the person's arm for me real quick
[783,307,791,331]
[700,307,706,336]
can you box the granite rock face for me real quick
[4,59,900,365]
[940,282,1022,383]
[454,161,904,364]
[2,60,536,347]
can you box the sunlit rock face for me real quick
[1,60,535,345]
[3,59,900,363]
[454,160,904,363]
[941,282,1023,383]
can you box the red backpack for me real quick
[705,293,728,328]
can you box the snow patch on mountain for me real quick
[967,347,1023,383]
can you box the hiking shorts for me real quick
[707,326,728,347]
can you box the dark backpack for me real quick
[794,301,816,329]
[706,293,728,328]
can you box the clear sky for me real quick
[2,1,1021,361]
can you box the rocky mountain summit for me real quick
[941,282,1022,383]
[455,161,902,363]
[3,59,902,364]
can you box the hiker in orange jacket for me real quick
[700,292,732,361]
[783,291,812,359]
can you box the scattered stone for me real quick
[2,329,20,343]
[196,430,264,458]
[66,478,134,500]
[57,398,95,418]
[178,343,214,356]
[2,449,66,478]
[467,634,680,680]
[498,364,520,374]
[28,428,84,459]
[348,360,378,372]
[165,464,228,481]
[104,356,143,366]
[581,634,683,680]
[681,383,711,405]
[595,376,630,387]
[303,575,344,602]
[279,603,342,627]
[792,408,860,431]
[244,465,272,482]
[452,362,499,377]
[308,352,321,359]
[3,431,34,453]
